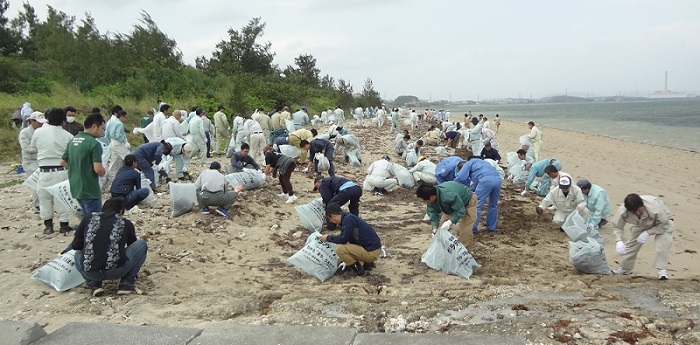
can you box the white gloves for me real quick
[440,220,452,230]
[520,190,527,196]
[636,231,649,244]
[616,241,627,255]
[337,262,346,271]
[302,168,309,173]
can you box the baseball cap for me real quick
[301,106,308,111]
[210,161,222,170]
[559,176,572,189]
[182,143,194,157]
[29,111,46,123]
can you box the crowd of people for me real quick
[14,102,676,295]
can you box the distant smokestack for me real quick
[665,71,668,92]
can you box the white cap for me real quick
[28,111,46,123]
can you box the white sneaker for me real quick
[422,214,430,221]
[613,267,633,275]
[658,269,668,280]
[286,195,298,204]
[547,205,557,211]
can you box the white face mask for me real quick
[66,116,76,123]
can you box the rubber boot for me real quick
[43,219,54,235]
[59,222,74,235]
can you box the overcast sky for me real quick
[7,0,700,101]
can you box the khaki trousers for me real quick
[249,133,266,167]
[532,140,542,161]
[439,195,477,251]
[336,244,381,265]
[620,221,674,271]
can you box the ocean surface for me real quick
[448,98,700,152]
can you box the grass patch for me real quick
[0,179,23,189]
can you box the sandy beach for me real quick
[1,117,699,344]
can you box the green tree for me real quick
[198,17,276,77]
[335,78,354,109]
[361,77,381,106]
[0,0,21,55]
[127,12,182,69]
[320,74,335,91]
[293,54,320,87]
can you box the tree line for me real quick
[0,1,383,115]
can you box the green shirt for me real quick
[62,132,102,199]
[426,181,473,227]
[140,116,153,128]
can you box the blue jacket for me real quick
[310,138,334,159]
[435,156,465,184]
[454,159,500,186]
[133,142,164,165]
[230,152,260,172]
[525,158,560,190]
[326,212,382,252]
[585,184,611,226]
[319,177,355,205]
[110,166,142,195]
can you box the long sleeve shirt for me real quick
[409,159,436,175]
[366,159,393,179]
[29,125,74,167]
[189,116,205,140]
[232,116,245,136]
[584,184,611,226]
[71,212,137,271]
[194,169,228,193]
[244,119,264,142]
[270,112,285,130]
[162,117,184,140]
[480,147,502,162]
[454,159,500,186]
[326,212,382,252]
[529,126,542,143]
[319,176,355,205]
[19,126,37,169]
[132,142,164,165]
[105,117,127,143]
[151,112,166,142]
[213,111,229,133]
[230,152,260,172]
[435,156,465,184]
[426,181,473,227]
[292,110,310,126]
[525,158,558,190]
[611,195,672,242]
[110,166,142,195]
[539,186,586,216]
[254,113,272,131]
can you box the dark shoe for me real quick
[91,283,105,297]
[343,261,365,278]
[598,219,608,227]
[200,207,210,215]
[43,219,54,235]
[363,262,376,271]
[215,206,231,217]
[59,222,74,235]
[182,171,191,180]
[117,285,135,295]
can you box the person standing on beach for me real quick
[611,193,674,280]
[493,114,501,133]
[528,121,542,161]
[213,105,230,155]
[62,107,84,136]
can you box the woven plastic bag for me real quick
[392,163,415,188]
[421,228,480,279]
[568,237,612,275]
[45,180,84,217]
[295,198,325,232]
[287,232,338,282]
[563,211,604,245]
[23,169,40,191]
[279,145,301,159]
[31,250,84,291]
[169,182,197,218]
[224,168,266,190]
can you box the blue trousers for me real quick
[112,188,149,210]
[472,177,502,233]
[78,198,102,217]
[270,129,287,144]
[75,239,148,289]
[137,158,156,190]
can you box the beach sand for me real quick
[0,118,699,343]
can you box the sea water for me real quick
[449,98,700,152]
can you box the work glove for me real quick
[520,190,527,196]
[616,241,627,255]
[440,220,452,231]
[536,206,543,215]
[636,231,649,244]
[302,167,309,173]
[337,262,346,271]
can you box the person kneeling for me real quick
[320,203,382,278]
[536,176,585,227]
[110,154,150,210]
[195,161,243,217]
[72,198,148,297]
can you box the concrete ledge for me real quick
[191,324,358,345]
[354,332,526,345]
[30,322,202,345]
[0,320,47,345]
